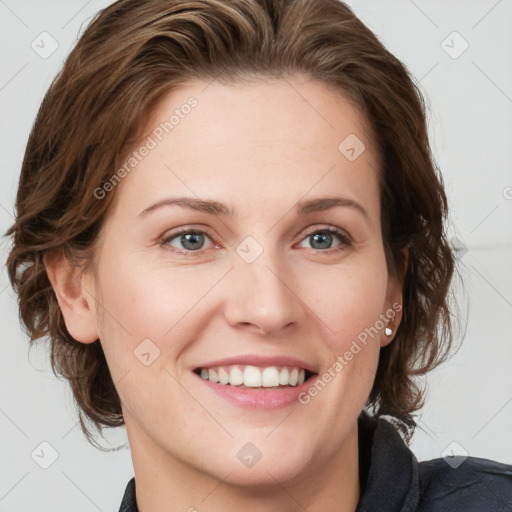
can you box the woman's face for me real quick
[79,76,404,491]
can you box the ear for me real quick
[44,249,99,344]
[380,247,409,348]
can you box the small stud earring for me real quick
[385,327,393,336]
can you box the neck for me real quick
[126,418,361,512]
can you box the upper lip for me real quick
[193,354,319,374]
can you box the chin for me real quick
[195,435,314,488]
[213,455,309,489]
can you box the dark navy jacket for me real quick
[118,412,512,511]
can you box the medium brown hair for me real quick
[6,0,462,444]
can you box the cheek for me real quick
[91,254,229,378]
[95,253,219,333]
[304,254,388,346]
[310,263,386,413]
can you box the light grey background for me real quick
[1,0,511,510]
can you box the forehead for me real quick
[144,76,376,158]
[108,76,380,225]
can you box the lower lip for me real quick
[193,372,319,410]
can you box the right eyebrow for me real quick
[139,197,233,217]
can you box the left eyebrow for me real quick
[296,197,371,225]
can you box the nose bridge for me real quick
[224,237,300,334]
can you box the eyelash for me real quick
[160,225,352,257]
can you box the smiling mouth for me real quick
[193,365,317,389]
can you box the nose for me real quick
[223,249,302,336]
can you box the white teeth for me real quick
[218,367,229,385]
[244,366,262,387]
[198,364,310,388]
[261,367,280,387]
[229,366,244,386]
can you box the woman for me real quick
[6,0,512,510]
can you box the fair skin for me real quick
[46,75,407,512]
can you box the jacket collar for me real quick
[355,411,420,512]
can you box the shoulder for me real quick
[417,455,512,511]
